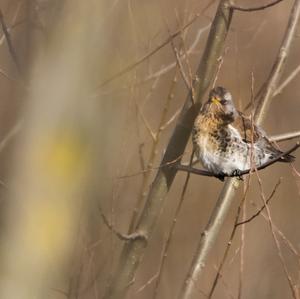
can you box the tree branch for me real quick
[176,142,300,179]
[0,9,22,75]
[230,0,285,12]
[235,178,281,226]
[270,131,300,142]
[103,1,234,298]
[97,14,201,88]
[98,206,147,242]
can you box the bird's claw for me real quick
[215,172,226,182]
[232,169,243,181]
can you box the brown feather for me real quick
[232,112,261,143]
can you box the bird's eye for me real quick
[220,99,227,105]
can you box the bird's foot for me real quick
[232,169,244,181]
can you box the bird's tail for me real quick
[278,153,295,163]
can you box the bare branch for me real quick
[160,107,181,131]
[97,13,201,88]
[254,0,300,123]
[230,0,285,12]
[104,1,234,298]
[136,273,159,294]
[255,172,298,298]
[135,100,157,141]
[243,63,300,111]
[128,67,179,232]
[153,152,195,299]
[140,24,210,84]
[0,67,16,81]
[235,179,281,226]
[170,41,192,92]
[208,177,280,298]
[273,64,300,96]
[0,120,22,153]
[0,9,22,75]
[98,206,147,242]
[270,131,300,142]
[252,202,300,259]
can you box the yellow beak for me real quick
[211,96,220,105]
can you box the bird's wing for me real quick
[233,112,293,160]
[232,112,262,144]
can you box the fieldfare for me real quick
[192,86,294,179]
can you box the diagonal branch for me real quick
[230,0,285,12]
[235,179,281,226]
[270,131,300,142]
[98,206,147,242]
[103,1,234,298]
[0,9,22,75]
[97,14,201,88]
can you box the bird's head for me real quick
[207,86,237,123]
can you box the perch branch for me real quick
[178,0,300,298]
[176,142,300,178]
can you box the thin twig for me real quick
[249,200,300,259]
[208,177,281,298]
[0,9,22,75]
[135,99,157,141]
[128,67,179,232]
[160,107,181,131]
[207,174,253,299]
[273,64,300,96]
[98,205,147,242]
[139,24,210,85]
[255,171,298,299]
[235,179,281,226]
[170,41,192,92]
[212,47,229,88]
[174,12,197,102]
[254,0,300,123]
[243,63,300,111]
[230,0,285,12]
[0,119,22,153]
[270,131,300,142]
[0,67,16,81]
[153,152,195,299]
[97,13,201,88]
[238,197,246,299]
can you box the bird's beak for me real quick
[211,96,221,106]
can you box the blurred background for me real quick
[0,0,299,298]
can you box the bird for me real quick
[192,86,294,180]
